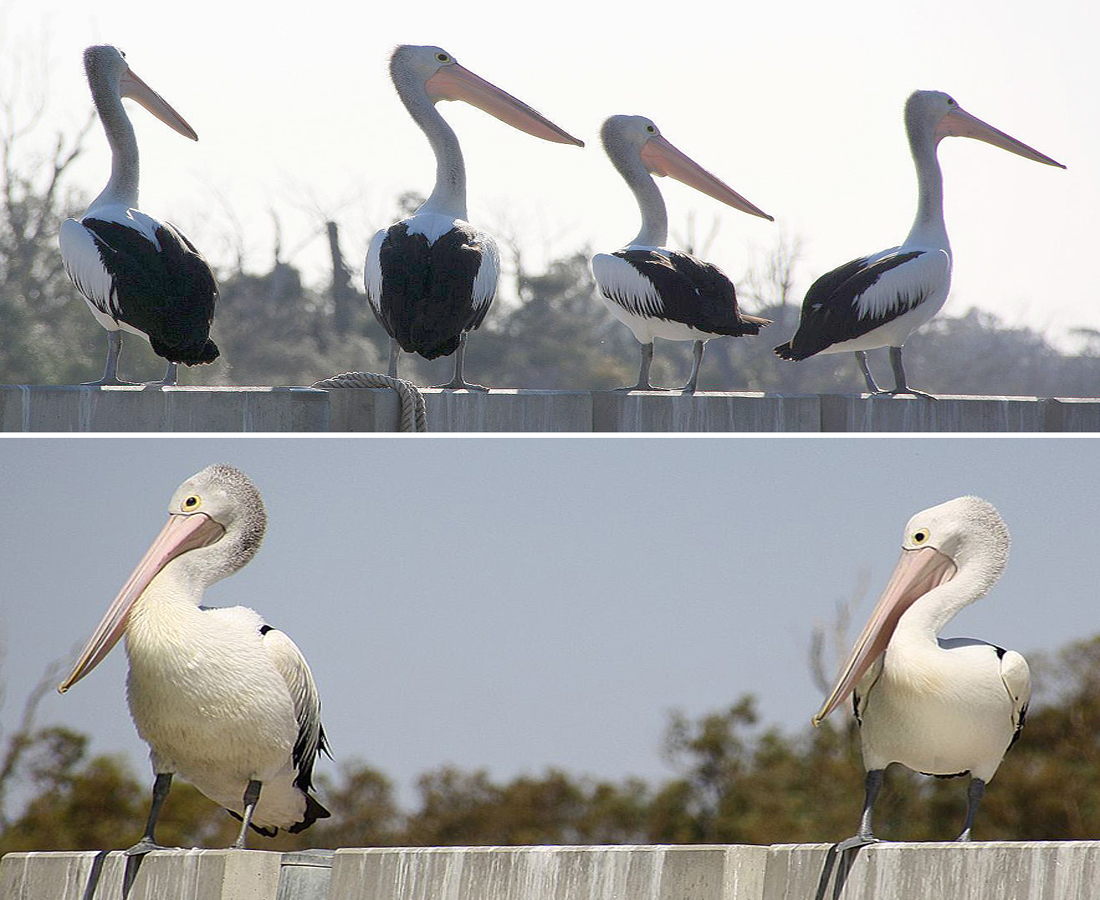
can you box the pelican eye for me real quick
[946,96,957,106]
[436,52,449,62]
[181,494,203,512]
[646,125,656,133]
[912,529,929,545]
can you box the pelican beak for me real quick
[639,134,774,221]
[811,545,957,726]
[119,68,199,141]
[936,106,1065,169]
[425,63,583,147]
[58,512,224,693]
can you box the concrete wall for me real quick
[5,843,1100,900]
[6,385,1100,432]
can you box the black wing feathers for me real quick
[84,218,219,364]
[774,251,925,360]
[614,250,768,335]
[374,222,486,359]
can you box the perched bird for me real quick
[60,45,218,386]
[774,91,1065,398]
[366,45,582,390]
[58,465,329,853]
[591,115,773,392]
[813,496,1029,848]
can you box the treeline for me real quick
[3,116,1100,394]
[1,633,1099,853]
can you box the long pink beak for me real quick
[57,512,224,693]
[811,545,957,726]
[425,63,583,147]
[936,106,1064,169]
[120,67,199,141]
[639,134,773,221]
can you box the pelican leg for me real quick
[836,768,885,852]
[616,342,661,391]
[887,347,936,400]
[855,351,885,394]
[388,339,400,378]
[434,333,489,391]
[955,778,986,842]
[680,341,705,393]
[125,772,175,856]
[85,331,136,387]
[147,360,178,387]
[231,779,263,850]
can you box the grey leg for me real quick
[434,333,489,391]
[681,341,705,393]
[231,779,263,850]
[856,351,884,394]
[616,342,661,391]
[125,772,174,856]
[888,346,936,399]
[148,360,178,386]
[836,768,885,852]
[388,339,399,378]
[85,331,136,386]
[956,777,986,842]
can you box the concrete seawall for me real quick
[4,843,1099,900]
[4,385,1100,432]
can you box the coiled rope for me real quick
[311,372,429,432]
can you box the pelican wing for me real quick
[775,248,949,359]
[600,249,768,334]
[999,648,1031,746]
[259,625,330,792]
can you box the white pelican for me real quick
[58,465,329,853]
[774,91,1065,398]
[366,45,583,390]
[591,115,773,392]
[813,496,1030,848]
[60,45,218,386]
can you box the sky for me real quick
[1,0,1094,348]
[2,436,1099,808]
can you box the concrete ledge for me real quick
[5,385,1100,432]
[329,845,767,900]
[0,386,329,433]
[6,843,1100,900]
[768,842,1100,900]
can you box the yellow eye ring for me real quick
[912,529,929,544]
[436,52,449,62]
[181,494,202,512]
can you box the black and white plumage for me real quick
[813,496,1030,847]
[366,45,582,390]
[60,45,217,386]
[775,90,1065,398]
[591,115,773,392]
[58,464,330,853]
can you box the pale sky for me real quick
[2,0,1094,348]
[2,437,1098,807]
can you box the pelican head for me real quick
[905,89,1064,169]
[390,44,583,147]
[58,464,266,694]
[600,114,773,221]
[812,495,1010,726]
[83,44,198,141]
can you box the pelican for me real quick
[591,115,773,392]
[366,45,582,390]
[813,496,1030,848]
[774,91,1064,398]
[58,465,330,853]
[60,45,218,386]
